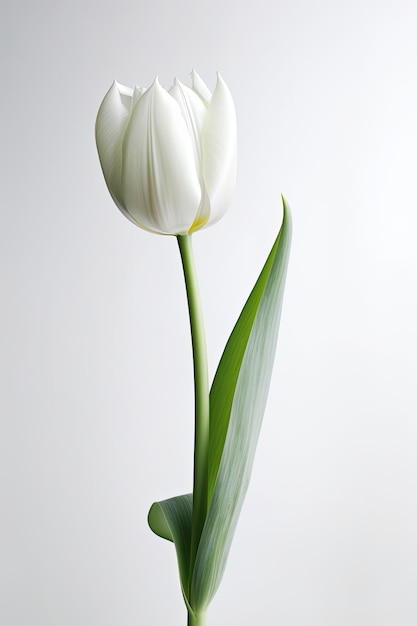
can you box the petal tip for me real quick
[151,76,164,93]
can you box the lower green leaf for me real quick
[148,493,193,607]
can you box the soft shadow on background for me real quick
[1,1,417,624]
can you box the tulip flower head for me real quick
[95,71,237,235]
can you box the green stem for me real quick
[188,610,207,626]
[177,235,210,585]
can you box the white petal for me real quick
[121,78,202,235]
[200,73,237,227]
[169,78,207,173]
[191,69,212,105]
[132,85,145,109]
[95,81,133,213]
[116,82,134,107]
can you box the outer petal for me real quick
[121,79,202,235]
[191,69,212,105]
[200,73,237,227]
[169,79,207,173]
[95,81,133,213]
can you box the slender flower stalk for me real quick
[188,610,207,626]
[177,234,210,587]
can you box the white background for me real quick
[1,1,417,624]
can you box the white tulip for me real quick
[95,71,237,235]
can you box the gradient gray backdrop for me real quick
[2,1,417,624]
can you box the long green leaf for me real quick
[148,494,193,608]
[191,198,292,611]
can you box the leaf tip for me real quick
[279,194,292,234]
